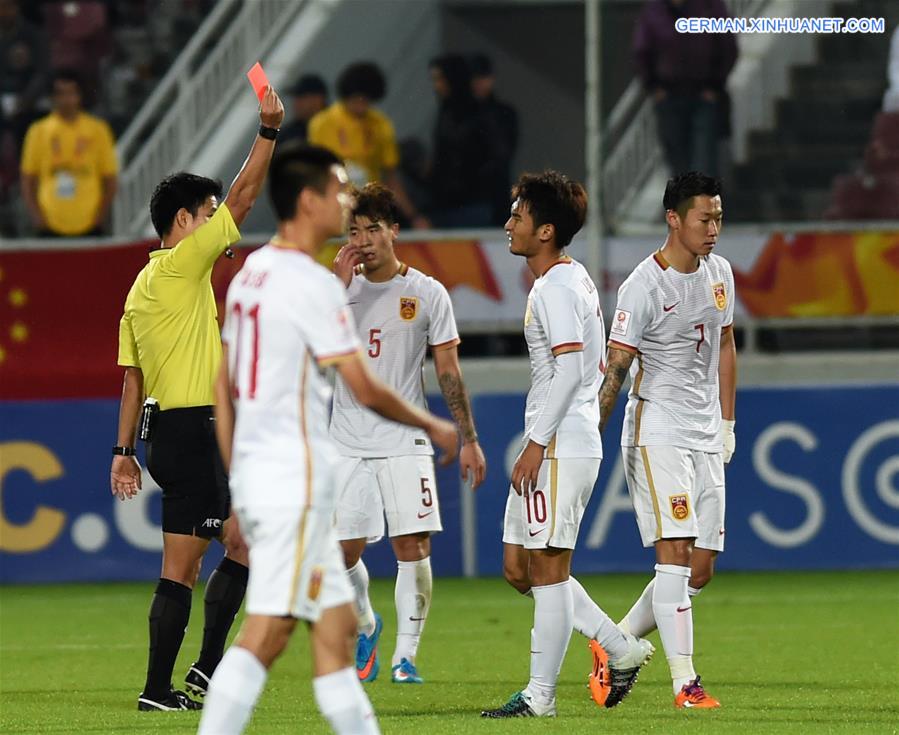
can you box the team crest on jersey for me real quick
[712,282,727,311]
[308,566,324,601]
[399,297,418,321]
[669,494,690,521]
[524,298,533,326]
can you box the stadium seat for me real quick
[43,1,110,85]
[825,172,899,219]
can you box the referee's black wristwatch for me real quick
[112,446,137,456]
[258,125,279,140]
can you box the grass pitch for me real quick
[1,570,897,734]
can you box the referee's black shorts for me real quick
[146,406,229,538]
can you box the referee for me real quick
[110,86,284,711]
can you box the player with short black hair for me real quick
[482,171,653,719]
[197,145,458,735]
[329,182,486,685]
[598,170,736,709]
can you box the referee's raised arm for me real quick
[224,85,285,226]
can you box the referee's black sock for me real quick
[143,578,192,699]
[195,557,248,675]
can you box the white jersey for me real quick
[609,249,735,450]
[330,264,459,457]
[222,244,360,507]
[523,257,604,458]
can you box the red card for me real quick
[246,62,269,102]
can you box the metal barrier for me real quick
[112,0,306,236]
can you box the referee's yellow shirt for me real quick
[117,203,240,410]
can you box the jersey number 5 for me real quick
[231,302,260,399]
[368,328,381,358]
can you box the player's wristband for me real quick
[112,446,136,456]
[258,125,279,140]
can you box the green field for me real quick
[1,571,897,734]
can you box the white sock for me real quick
[620,581,703,637]
[347,560,376,636]
[524,580,573,706]
[313,667,380,734]
[392,557,432,667]
[569,575,629,660]
[651,563,696,693]
[618,578,656,638]
[198,646,267,735]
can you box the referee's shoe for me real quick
[138,688,203,711]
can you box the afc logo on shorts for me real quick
[399,297,418,321]
[669,494,690,521]
[712,282,727,311]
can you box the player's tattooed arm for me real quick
[436,365,478,443]
[433,345,487,489]
[598,346,636,433]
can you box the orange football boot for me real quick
[587,640,611,707]
[674,676,721,709]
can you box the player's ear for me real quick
[665,208,680,230]
[538,223,554,243]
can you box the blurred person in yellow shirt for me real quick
[309,61,429,229]
[20,68,117,236]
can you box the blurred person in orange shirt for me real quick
[309,61,429,229]
[20,68,117,236]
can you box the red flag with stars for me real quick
[0,243,151,400]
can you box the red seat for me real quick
[826,173,899,219]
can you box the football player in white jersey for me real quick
[329,183,487,685]
[481,171,653,719]
[598,172,737,709]
[197,145,458,735]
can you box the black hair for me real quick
[268,142,342,221]
[663,171,722,218]
[429,54,473,102]
[511,170,587,249]
[291,73,327,98]
[336,62,386,102]
[149,172,223,238]
[50,68,83,94]
[351,182,401,226]
[470,53,493,78]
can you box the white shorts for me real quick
[333,455,442,541]
[622,445,726,551]
[502,458,601,550]
[236,503,353,621]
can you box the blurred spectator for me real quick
[20,68,118,236]
[470,53,518,225]
[280,73,327,145]
[634,0,737,176]
[428,54,504,228]
[309,61,429,228]
[42,0,112,107]
[0,0,49,155]
[883,25,899,112]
